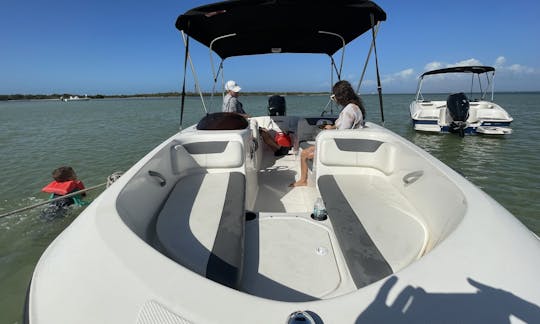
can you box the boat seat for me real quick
[318,174,426,288]
[317,137,395,175]
[173,140,244,171]
[315,135,426,287]
[318,174,393,288]
[156,172,246,289]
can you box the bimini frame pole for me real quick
[415,76,424,102]
[179,32,190,129]
[209,59,224,111]
[470,73,477,99]
[490,70,495,101]
[370,14,385,125]
[209,34,236,108]
[319,31,345,80]
[476,70,495,101]
[318,55,336,116]
[180,31,208,125]
[319,31,345,116]
[356,23,379,94]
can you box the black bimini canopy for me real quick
[421,66,495,78]
[176,0,386,59]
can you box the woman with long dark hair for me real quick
[328,80,365,128]
[290,80,365,187]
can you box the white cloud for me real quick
[451,58,483,67]
[382,68,415,84]
[494,56,506,68]
[421,57,536,77]
[424,58,483,72]
[507,64,535,74]
[425,62,443,71]
[425,57,536,74]
[492,56,535,74]
[378,57,538,93]
[395,68,414,78]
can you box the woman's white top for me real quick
[335,103,364,129]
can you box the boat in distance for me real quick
[60,94,90,102]
[409,66,513,136]
[25,1,540,323]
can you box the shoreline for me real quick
[2,91,540,102]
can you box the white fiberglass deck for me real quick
[253,150,319,213]
[242,146,428,301]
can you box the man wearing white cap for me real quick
[222,80,249,118]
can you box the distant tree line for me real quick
[0,91,330,101]
[0,93,104,101]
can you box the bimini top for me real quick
[175,0,386,59]
[421,66,495,78]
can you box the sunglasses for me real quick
[330,94,336,101]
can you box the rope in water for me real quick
[0,171,123,219]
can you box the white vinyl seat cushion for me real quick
[318,174,426,288]
[156,172,246,288]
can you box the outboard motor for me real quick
[446,92,470,137]
[268,95,286,116]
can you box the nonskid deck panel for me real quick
[241,213,353,301]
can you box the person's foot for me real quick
[289,180,308,187]
[274,146,289,156]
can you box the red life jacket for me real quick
[274,132,292,147]
[42,180,84,195]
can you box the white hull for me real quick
[61,96,90,102]
[26,2,538,323]
[61,98,90,102]
[410,66,513,135]
[26,116,540,323]
[410,99,513,135]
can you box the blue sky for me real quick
[1,0,539,95]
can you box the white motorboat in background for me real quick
[25,1,539,323]
[409,66,513,136]
[60,94,90,102]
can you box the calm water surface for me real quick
[1,93,539,323]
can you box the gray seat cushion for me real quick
[318,175,393,288]
[156,172,246,288]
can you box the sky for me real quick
[1,0,539,95]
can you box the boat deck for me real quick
[244,148,350,300]
[253,147,318,213]
[242,212,352,301]
[241,147,427,301]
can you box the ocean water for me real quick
[1,93,539,323]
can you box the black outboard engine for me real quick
[446,92,470,137]
[268,95,286,116]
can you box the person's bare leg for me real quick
[260,129,280,152]
[290,146,314,187]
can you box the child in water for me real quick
[41,166,86,219]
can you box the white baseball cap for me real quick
[225,80,241,92]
